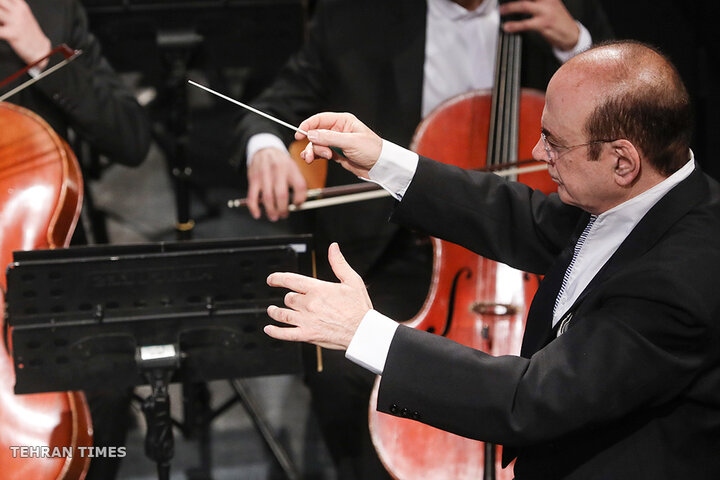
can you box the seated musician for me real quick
[264,41,720,479]
[0,0,150,167]
[233,0,612,477]
[1,1,151,479]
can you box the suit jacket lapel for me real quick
[554,167,709,334]
[506,169,707,468]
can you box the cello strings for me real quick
[496,31,510,167]
[487,26,503,166]
[509,33,521,176]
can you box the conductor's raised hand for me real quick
[264,243,372,350]
[295,112,383,180]
[499,0,579,52]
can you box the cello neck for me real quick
[486,23,522,170]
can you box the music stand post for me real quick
[6,236,313,480]
[156,28,203,241]
[137,344,181,480]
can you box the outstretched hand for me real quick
[499,0,579,52]
[295,112,383,180]
[264,243,373,350]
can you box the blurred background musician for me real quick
[0,0,150,168]
[0,0,151,242]
[232,0,612,477]
[0,1,150,479]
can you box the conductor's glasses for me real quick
[540,132,614,162]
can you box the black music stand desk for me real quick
[5,235,313,480]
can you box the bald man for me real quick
[264,41,720,479]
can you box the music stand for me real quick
[5,235,313,480]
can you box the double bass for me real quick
[0,49,92,480]
[368,13,556,480]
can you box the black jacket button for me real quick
[389,404,398,414]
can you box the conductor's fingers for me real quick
[267,304,302,326]
[296,112,354,137]
[267,272,318,294]
[327,243,361,285]
[263,324,305,342]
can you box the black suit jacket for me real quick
[377,157,720,479]
[0,0,150,166]
[234,0,613,277]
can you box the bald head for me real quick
[553,41,692,175]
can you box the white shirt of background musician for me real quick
[246,0,592,164]
[422,0,499,117]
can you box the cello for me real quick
[368,11,556,480]
[0,49,92,480]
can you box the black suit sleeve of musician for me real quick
[33,0,151,167]
[230,0,332,169]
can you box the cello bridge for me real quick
[471,302,519,316]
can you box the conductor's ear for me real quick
[610,139,640,187]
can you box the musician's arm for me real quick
[32,0,150,167]
[231,0,332,169]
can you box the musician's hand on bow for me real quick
[265,242,372,350]
[499,0,579,52]
[0,0,51,67]
[296,112,383,180]
[247,147,308,221]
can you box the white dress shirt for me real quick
[551,156,695,326]
[246,0,591,164]
[346,141,696,375]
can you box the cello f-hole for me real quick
[439,266,473,338]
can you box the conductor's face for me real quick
[532,65,618,215]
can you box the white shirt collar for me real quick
[598,151,696,222]
[429,0,497,21]
[552,152,696,327]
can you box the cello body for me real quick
[0,102,92,480]
[368,88,555,479]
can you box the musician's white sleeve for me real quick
[246,133,289,166]
[553,21,592,63]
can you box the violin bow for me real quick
[0,45,82,102]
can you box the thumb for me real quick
[328,242,360,284]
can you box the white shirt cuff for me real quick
[366,139,419,200]
[345,309,400,375]
[246,133,288,166]
[553,21,592,64]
